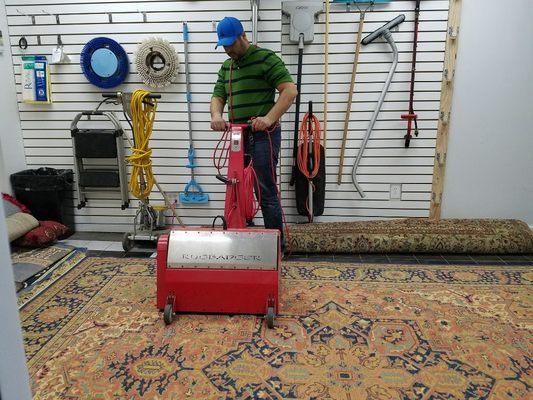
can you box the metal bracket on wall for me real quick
[108,13,113,23]
[443,68,449,82]
[138,10,147,23]
[42,10,60,24]
[435,152,446,166]
[250,0,261,19]
[18,37,28,50]
[250,0,260,45]
[17,9,36,25]
[432,192,442,205]
[440,111,450,125]
[448,26,459,40]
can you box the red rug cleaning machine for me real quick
[157,124,280,328]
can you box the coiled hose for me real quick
[128,90,156,200]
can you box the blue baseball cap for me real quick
[216,17,244,49]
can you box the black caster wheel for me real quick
[122,233,133,252]
[163,304,174,325]
[266,306,275,329]
[121,202,129,210]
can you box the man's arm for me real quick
[210,96,227,131]
[251,82,298,132]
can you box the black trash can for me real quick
[10,167,74,231]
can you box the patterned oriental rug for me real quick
[11,244,76,292]
[21,257,532,400]
[288,218,533,254]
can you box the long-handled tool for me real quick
[334,0,392,185]
[250,0,260,45]
[282,1,323,187]
[351,14,405,197]
[402,0,421,147]
[180,22,209,204]
[323,0,330,152]
[290,33,304,187]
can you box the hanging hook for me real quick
[42,10,60,24]
[57,34,63,46]
[19,37,28,50]
[249,0,260,20]
[137,10,147,23]
[17,9,35,25]
[355,1,374,15]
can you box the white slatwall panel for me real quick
[280,0,448,224]
[4,0,448,232]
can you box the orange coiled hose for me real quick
[297,112,321,179]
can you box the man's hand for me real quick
[251,116,274,132]
[211,115,227,131]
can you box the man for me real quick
[210,17,297,252]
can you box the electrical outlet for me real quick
[390,183,402,200]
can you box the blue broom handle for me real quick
[183,22,193,147]
[187,146,196,168]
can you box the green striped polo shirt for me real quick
[212,45,294,123]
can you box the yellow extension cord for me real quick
[128,89,156,200]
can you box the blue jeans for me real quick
[245,126,285,251]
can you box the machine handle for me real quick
[215,174,229,184]
[362,14,405,45]
[71,110,117,131]
[212,215,228,230]
[101,92,162,99]
[81,110,104,116]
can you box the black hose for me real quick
[212,215,228,230]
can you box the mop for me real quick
[351,14,405,197]
[179,22,209,204]
[333,0,392,185]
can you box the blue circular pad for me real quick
[80,37,129,88]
